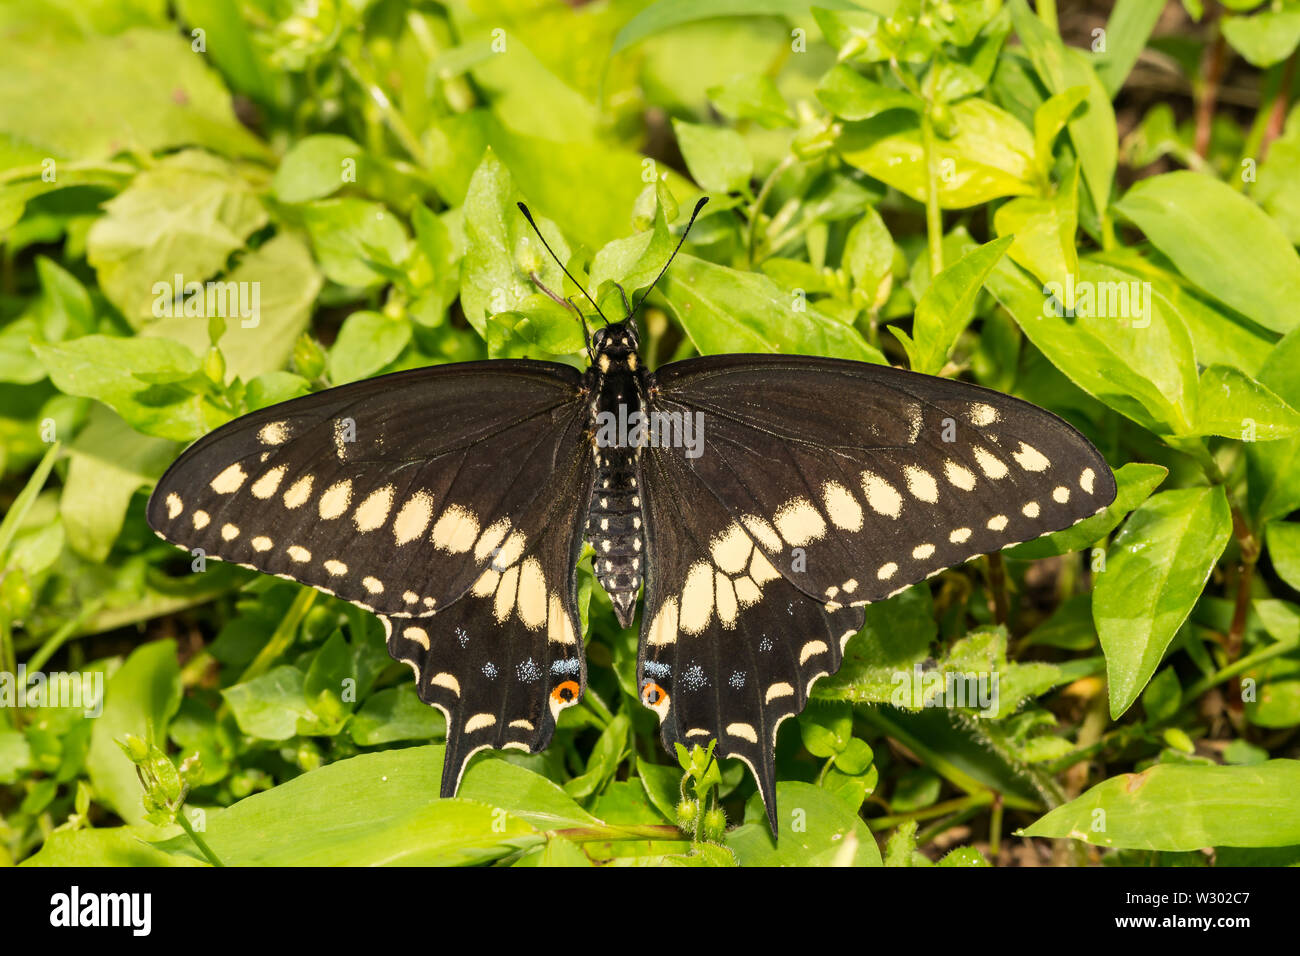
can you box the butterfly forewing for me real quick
[650,354,1115,607]
[147,360,594,793]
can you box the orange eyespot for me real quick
[641,681,668,707]
[551,680,580,705]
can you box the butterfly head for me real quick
[592,320,639,359]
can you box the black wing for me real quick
[638,354,1115,826]
[147,360,593,794]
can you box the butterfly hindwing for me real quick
[637,441,864,829]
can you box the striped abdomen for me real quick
[587,449,644,627]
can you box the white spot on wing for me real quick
[210,464,247,494]
[861,472,902,518]
[1013,442,1050,472]
[774,497,826,546]
[822,481,864,531]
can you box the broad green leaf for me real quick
[672,120,753,194]
[838,98,1035,209]
[22,825,202,867]
[1256,103,1300,245]
[1266,522,1300,591]
[141,232,322,383]
[60,406,177,561]
[1032,87,1090,181]
[1222,9,1300,67]
[992,168,1079,291]
[611,0,860,54]
[1094,486,1233,718]
[174,0,279,105]
[327,311,411,385]
[588,206,673,310]
[1114,171,1300,333]
[816,64,923,121]
[220,666,311,741]
[814,587,936,704]
[1021,760,1300,850]
[0,23,268,163]
[726,782,882,866]
[1194,365,1300,441]
[843,206,894,309]
[153,746,594,864]
[1247,329,1300,524]
[707,73,794,128]
[1007,463,1167,560]
[33,335,208,441]
[87,641,182,826]
[1009,0,1117,214]
[300,198,410,289]
[637,759,684,822]
[985,258,1198,436]
[272,134,367,203]
[563,713,631,800]
[86,151,268,324]
[1094,0,1165,97]
[661,254,885,361]
[892,235,1013,374]
[459,150,571,338]
[485,301,586,359]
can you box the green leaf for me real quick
[1009,0,1117,214]
[672,120,753,194]
[1094,0,1166,97]
[21,825,202,867]
[661,254,884,361]
[814,587,936,704]
[725,782,882,866]
[1266,522,1300,592]
[87,640,182,826]
[707,73,794,128]
[60,405,177,561]
[611,0,860,54]
[1114,171,1300,334]
[220,666,311,741]
[86,151,268,324]
[816,64,923,121]
[1020,760,1300,850]
[1248,329,1300,524]
[1094,486,1233,718]
[1222,9,1300,67]
[589,205,674,309]
[1007,463,1167,560]
[300,198,410,289]
[350,685,445,746]
[1194,365,1300,441]
[459,150,571,338]
[1032,87,1090,179]
[153,746,594,864]
[141,232,322,384]
[985,257,1198,436]
[636,758,683,822]
[0,23,268,164]
[838,99,1035,209]
[892,235,1012,374]
[993,167,1080,287]
[563,713,631,800]
[33,335,207,441]
[327,311,412,385]
[273,134,366,203]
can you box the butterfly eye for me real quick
[551,680,580,704]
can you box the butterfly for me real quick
[147,197,1115,831]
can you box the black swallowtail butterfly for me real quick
[148,198,1115,830]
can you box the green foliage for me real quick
[2,0,1299,868]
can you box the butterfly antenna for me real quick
[630,196,709,319]
[516,202,610,326]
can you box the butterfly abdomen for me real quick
[584,334,648,628]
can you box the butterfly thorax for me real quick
[583,323,647,628]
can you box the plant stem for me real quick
[237,587,316,684]
[987,553,1009,626]
[1036,0,1058,33]
[1195,23,1227,159]
[869,791,994,831]
[549,823,684,844]
[1261,49,1299,162]
[747,154,796,268]
[921,108,944,276]
[177,811,225,867]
